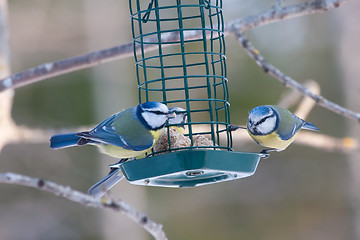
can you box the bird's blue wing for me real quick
[76,113,128,146]
[77,111,154,151]
[272,106,305,141]
[293,115,306,134]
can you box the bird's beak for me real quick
[248,123,257,134]
[168,112,176,119]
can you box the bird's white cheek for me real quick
[257,116,277,134]
[142,112,167,129]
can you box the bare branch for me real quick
[0,0,356,155]
[296,131,359,152]
[231,129,359,153]
[293,81,320,119]
[0,44,134,92]
[0,0,353,123]
[277,80,320,112]
[228,0,347,32]
[0,172,168,240]
[0,30,201,92]
[230,29,360,122]
[0,0,347,92]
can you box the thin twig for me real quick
[0,172,168,240]
[0,44,133,92]
[0,30,200,92]
[0,0,347,92]
[293,81,320,119]
[277,80,320,111]
[0,1,354,122]
[229,29,360,122]
[227,0,347,32]
[296,131,359,152]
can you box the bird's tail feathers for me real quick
[50,133,81,149]
[88,168,124,199]
[302,121,320,132]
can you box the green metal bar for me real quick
[136,0,149,102]
[129,0,142,103]
[135,51,225,65]
[199,0,215,147]
[130,4,223,19]
[130,0,231,153]
[153,0,167,103]
[176,0,193,146]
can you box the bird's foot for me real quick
[259,148,277,159]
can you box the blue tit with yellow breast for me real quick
[246,105,319,153]
[87,106,187,198]
[50,101,175,159]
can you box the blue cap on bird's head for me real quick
[140,101,167,112]
[250,105,273,116]
[247,105,279,135]
[137,102,176,130]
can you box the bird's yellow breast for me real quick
[149,129,164,142]
[170,126,186,134]
[248,130,295,151]
[96,129,165,159]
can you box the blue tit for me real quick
[50,102,176,159]
[88,107,188,198]
[168,107,187,134]
[246,105,319,152]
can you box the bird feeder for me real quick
[120,0,265,187]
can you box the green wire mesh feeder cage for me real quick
[119,0,265,187]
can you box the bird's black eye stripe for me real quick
[255,114,274,126]
[151,110,165,115]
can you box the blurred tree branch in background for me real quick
[0,0,356,239]
[0,0,354,121]
[0,172,167,240]
[230,28,360,122]
[0,0,167,239]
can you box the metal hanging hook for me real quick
[202,0,211,9]
[142,0,155,23]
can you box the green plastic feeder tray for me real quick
[119,150,265,188]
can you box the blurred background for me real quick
[0,0,359,239]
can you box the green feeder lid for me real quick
[119,150,266,188]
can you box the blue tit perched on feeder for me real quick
[87,107,187,198]
[50,102,176,159]
[168,107,187,134]
[246,105,319,152]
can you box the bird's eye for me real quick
[152,110,165,115]
[255,116,268,126]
